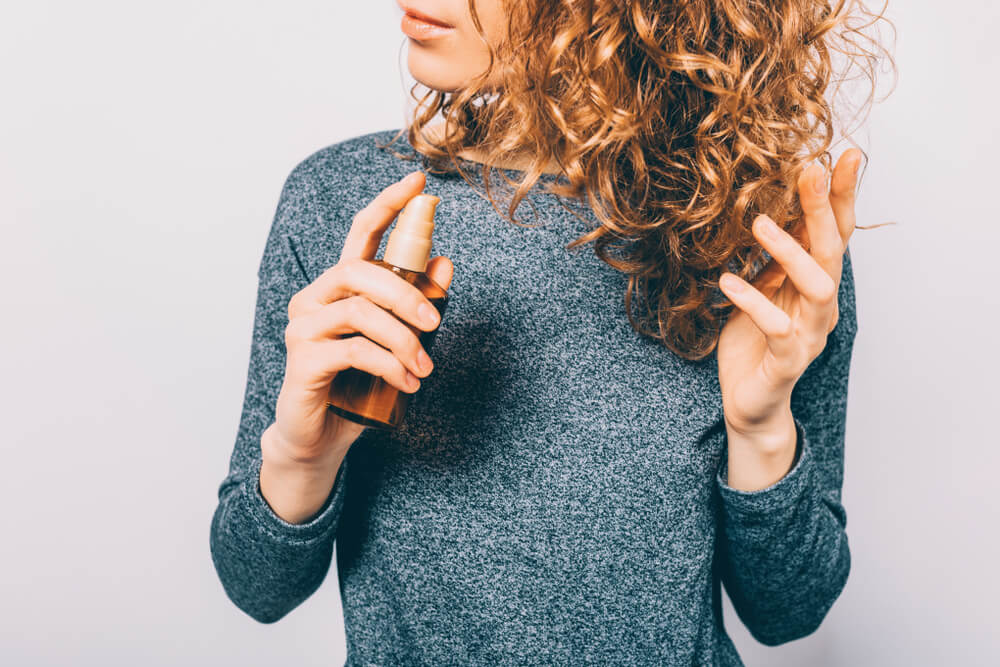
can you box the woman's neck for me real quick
[424,122,563,176]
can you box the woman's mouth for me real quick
[400,10,455,40]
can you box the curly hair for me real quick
[379,0,897,361]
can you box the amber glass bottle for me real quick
[326,193,448,430]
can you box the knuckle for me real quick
[318,262,339,282]
[334,258,361,281]
[326,261,346,287]
[805,332,827,357]
[287,290,303,318]
[333,258,353,278]
[777,317,795,339]
[351,206,369,227]
[343,295,365,321]
[817,275,837,304]
[284,319,303,347]
[346,335,368,362]
[356,208,380,234]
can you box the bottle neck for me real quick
[383,233,431,273]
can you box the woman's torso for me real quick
[285,129,743,665]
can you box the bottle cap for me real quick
[384,193,440,273]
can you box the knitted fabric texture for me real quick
[210,129,857,666]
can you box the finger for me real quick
[743,219,812,302]
[719,272,798,361]
[291,258,442,335]
[797,162,844,282]
[286,295,433,380]
[340,171,427,262]
[745,255,790,302]
[829,148,861,246]
[750,152,853,303]
[425,255,455,292]
[752,214,837,333]
[317,335,421,394]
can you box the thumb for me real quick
[425,255,455,292]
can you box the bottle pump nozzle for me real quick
[383,193,440,273]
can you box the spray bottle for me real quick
[326,193,448,429]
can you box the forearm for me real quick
[259,423,348,525]
[210,426,349,623]
[715,412,850,645]
[715,248,857,645]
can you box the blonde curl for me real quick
[379,0,898,360]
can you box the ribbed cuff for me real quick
[716,415,813,518]
[241,455,349,544]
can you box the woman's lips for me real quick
[400,12,455,40]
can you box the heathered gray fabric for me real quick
[210,128,857,665]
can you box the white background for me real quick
[1,1,997,665]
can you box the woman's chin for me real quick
[407,68,460,94]
[406,50,488,94]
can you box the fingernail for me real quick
[721,273,745,292]
[406,371,420,390]
[813,165,827,194]
[404,171,422,184]
[418,302,439,327]
[417,349,433,373]
[757,215,779,239]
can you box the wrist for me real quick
[259,426,346,525]
[262,421,348,470]
[723,389,795,454]
[724,409,799,492]
[725,409,796,456]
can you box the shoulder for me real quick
[286,128,411,190]
[268,128,418,279]
[276,128,414,219]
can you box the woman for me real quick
[210,0,893,663]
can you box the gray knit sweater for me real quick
[210,128,857,665]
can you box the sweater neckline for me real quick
[396,128,568,185]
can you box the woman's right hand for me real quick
[265,170,454,473]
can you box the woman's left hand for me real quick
[716,148,862,451]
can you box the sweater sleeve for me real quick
[209,159,350,624]
[714,246,858,646]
